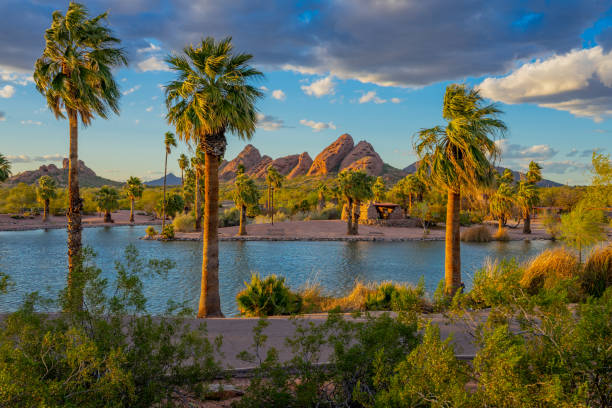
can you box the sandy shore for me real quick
[0,209,161,232]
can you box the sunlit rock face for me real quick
[307,133,355,176]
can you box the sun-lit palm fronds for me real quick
[0,153,12,182]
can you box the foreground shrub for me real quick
[492,227,509,241]
[145,225,157,237]
[236,273,302,316]
[469,259,524,308]
[161,224,175,239]
[460,225,492,242]
[520,247,580,294]
[581,244,612,297]
[365,279,426,312]
[172,213,195,232]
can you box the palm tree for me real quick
[233,173,261,235]
[94,186,119,223]
[518,161,542,233]
[405,174,426,213]
[0,153,12,182]
[490,182,515,234]
[125,176,144,223]
[191,149,205,231]
[316,183,328,210]
[178,153,189,186]
[372,177,387,202]
[414,84,506,295]
[265,166,283,224]
[165,37,263,317]
[161,131,177,231]
[33,2,127,298]
[337,170,373,235]
[37,175,57,222]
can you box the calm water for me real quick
[0,226,558,316]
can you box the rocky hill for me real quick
[5,158,122,187]
[144,173,182,187]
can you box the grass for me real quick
[172,214,195,232]
[520,247,580,293]
[461,225,492,242]
[581,244,612,297]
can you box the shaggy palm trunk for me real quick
[162,151,168,230]
[181,169,184,186]
[129,198,135,223]
[238,204,247,235]
[271,187,275,225]
[66,109,82,307]
[346,197,354,235]
[104,210,112,223]
[198,150,223,318]
[352,200,361,235]
[408,194,413,214]
[445,189,461,295]
[523,211,531,234]
[43,199,49,222]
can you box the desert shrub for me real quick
[236,273,302,316]
[145,225,158,237]
[309,204,341,220]
[161,224,175,239]
[315,282,374,312]
[581,244,612,297]
[520,247,580,294]
[542,210,562,239]
[365,279,427,312]
[461,225,492,242]
[459,210,472,226]
[219,207,240,227]
[493,227,510,241]
[172,213,195,232]
[469,259,524,308]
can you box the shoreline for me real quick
[151,235,553,242]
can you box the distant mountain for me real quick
[144,173,182,187]
[5,158,121,188]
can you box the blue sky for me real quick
[1,0,611,185]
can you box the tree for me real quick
[337,170,374,235]
[526,161,542,185]
[124,176,144,223]
[490,182,515,234]
[414,84,506,295]
[166,37,263,317]
[34,2,127,300]
[191,149,205,231]
[233,173,261,235]
[587,152,611,207]
[266,166,283,224]
[517,161,541,234]
[0,153,11,182]
[36,176,57,222]
[405,174,426,212]
[316,183,328,210]
[178,154,189,186]
[161,131,177,231]
[160,193,184,219]
[372,177,387,202]
[560,202,605,263]
[94,186,119,223]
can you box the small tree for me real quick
[158,193,184,219]
[266,166,284,224]
[124,176,144,223]
[337,170,373,235]
[372,176,387,202]
[233,173,261,236]
[178,153,189,186]
[560,202,605,262]
[489,182,515,234]
[94,186,119,223]
[316,183,328,210]
[37,175,57,222]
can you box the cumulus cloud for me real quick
[145,106,153,112]
[479,46,612,122]
[271,89,286,101]
[20,119,42,126]
[256,113,286,131]
[541,160,590,174]
[0,84,15,98]
[496,140,558,160]
[122,85,141,95]
[299,119,336,132]
[358,91,386,104]
[137,42,161,53]
[137,56,170,72]
[6,154,63,163]
[390,97,401,104]
[301,76,335,97]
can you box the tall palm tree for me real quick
[265,166,283,224]
[165,37,263,317]
[372,177,387,202]
[316,183,328,210]
[0,153,12,182]
[94,186,119,223]
[37,175,58,222]
[34,2,126,301]
[125,176,144,223]
[178,153,189,186]
[233,173,261,235]
[518,161,542,233]
[191,149,205,231]
[490,182,515,234]
[161,131,177,231]
[405,174,426,213]
[337,170,373,235]
[414,84,506,295]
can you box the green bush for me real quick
[145,225,158,238]
[161,224,175,239]
[364,279,426,312]
[219,207,240,227]
[236,273,302,316]
[172,213,195,232]
[459,210,472,226]
[468,259,523,308]
[581,244,612,297]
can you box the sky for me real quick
[1,0,612,185]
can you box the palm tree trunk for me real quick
[130,198,135,223]
[198,151,223,318]
[352,200,361,235]
[162,151,168,230]
[445,189,461,295]
[271,187,275,225]
[409,194,413,214]
[498,218,503,235]
[66,108,82,308]
[238,204,247,235]
[523,211,531,234]
[346,197,354,235]
[194,175,202,231]
[43,199,49,222]
[181,169,184,186]
[104,210,112,223]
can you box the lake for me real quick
[0,226,558,316]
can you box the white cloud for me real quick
[260,85,269,91]
[271,89,286,101]
[299,119,336,132]
[122,85,141,96]
[7,154,63,163]
[0,84,15,98]
[0,65,32,86]
[541,160,590,174]
[145,106,153,112]
[137,42,161,53]
[358,91,386,104]
[301,76,335,98]
[20,119,42,126]
[137,56,170,72]
[479,46,612,122]
[391,97,401,104]
[256,113,286,131]
[496,140,558,160]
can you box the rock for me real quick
[7,158,119,187]
[339,141,384,176]
[287,152,313,179]
[219,144,262,181]
[253,154,300,179]
[248,155,273,178]
[307,134,354,176]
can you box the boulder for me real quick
[219,144,262,181]
[254,154,300,178]
[248,155,273,178]
[339,141,384,176]
[342,156,384,176]
[287,152,313,179]
[307,134,354,176]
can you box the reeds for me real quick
[581,244,612,297]
[461,225,492,242]
[172,214,195,232]
[520,247,580,293]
